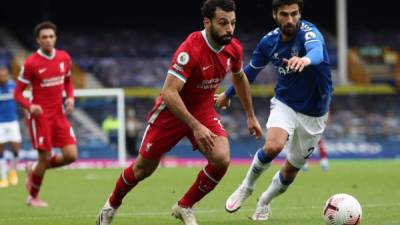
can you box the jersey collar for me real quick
[37,48,56,60]
[201,30,225,53]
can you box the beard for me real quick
[210,26,233,46]
[279,22,299,37]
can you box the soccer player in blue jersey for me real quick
[0,66,21,188]
[217,0,333,220]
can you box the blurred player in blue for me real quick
[216,0,333,220]
[0,66,21,188]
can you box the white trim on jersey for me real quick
[304,39,320,45]
[147,101,167,124]
[139,124,150,150]
[31,119,38,148]
[168,70,186,83]
[18,76,30,84]
[249,61,265,70]
[37,48,56,60]
[201,30,225,53]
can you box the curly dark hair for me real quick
[34,21,57,38]
[201,0,236,19]
[272,0,303,13]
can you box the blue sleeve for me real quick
[224,36,270,98]
[225,65,263,98]
[304,40,323,65]
[303,29,324,65]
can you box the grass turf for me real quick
[0,160,399,225]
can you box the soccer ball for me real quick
[323,193,362,225]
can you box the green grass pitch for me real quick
[0,160,399,225]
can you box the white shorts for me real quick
[0,121,22,144]
[266,97,328,168]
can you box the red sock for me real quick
[318,140,328,159]
[109,165,138,208]
[179,164,227,208]
[30,173,43,198]
[49,155,62,168]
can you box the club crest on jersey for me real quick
[305,32,317,41]
[177,52,189,66]
[59,62,65,73]
[226,57,231,72]
[291,47,299,57]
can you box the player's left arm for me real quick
[64,56,74,114]
[231,71,262,139]
[284,30,324,72]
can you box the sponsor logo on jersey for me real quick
[202,65,213,71]
[177,52,189,65]
[38,68,47,74]
[40,75,65,87]
[196,78,221,90]
[59,62,65,73]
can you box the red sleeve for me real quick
[15,60,33,109]
[231,40,243,74]
[64,55,74,98]
[167,38,196,83]
[14,80,31,109]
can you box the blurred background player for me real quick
[96,0,262,224]
[14,21,77,207]
[0,65,21,188]
[217,0,333,221]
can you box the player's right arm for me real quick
[14,62,43,116]
[160,75,216,152]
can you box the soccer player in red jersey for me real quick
[96,1,262,224]
[14,21,77,207]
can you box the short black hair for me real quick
[272,0,303,13]
[201,0,236,19]
[34,21,57,38]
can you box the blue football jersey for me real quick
[249,20,333,117]
[0,80,18,122]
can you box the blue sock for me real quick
[256,148,273,164]
[278,172,294,186]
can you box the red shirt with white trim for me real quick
[17,49,73,117]
[147,30,243,127]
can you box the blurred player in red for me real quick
[14,21,77,207]
[96,0,262,224]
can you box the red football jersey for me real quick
[18,49,73,117]
[147,30,243,127]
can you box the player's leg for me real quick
[97,154,160,225]
[178,136,230,208]
[8,120,22,185]
[171,136,229,225]
[252,159,299,220]
[48,115,77,168]
[97,124,182,225]
[47,144,77,168]
[26,149,50,207]
[0,143,8,188]
[8,142,20,185]
[226,97,295,212]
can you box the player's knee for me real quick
[209,154,230,170]
[133,164,155,181]
[64,152,77,163]
[264,140,284,157]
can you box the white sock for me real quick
[0,158,7,180]
[258,171,290,205]
[242,153,271,189]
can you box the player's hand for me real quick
[65,97,75,114]
[193,124,217,152]
[283,56,311,72]
[247,116,263,139]
[29,104,43,116]
[214,93,231,109]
